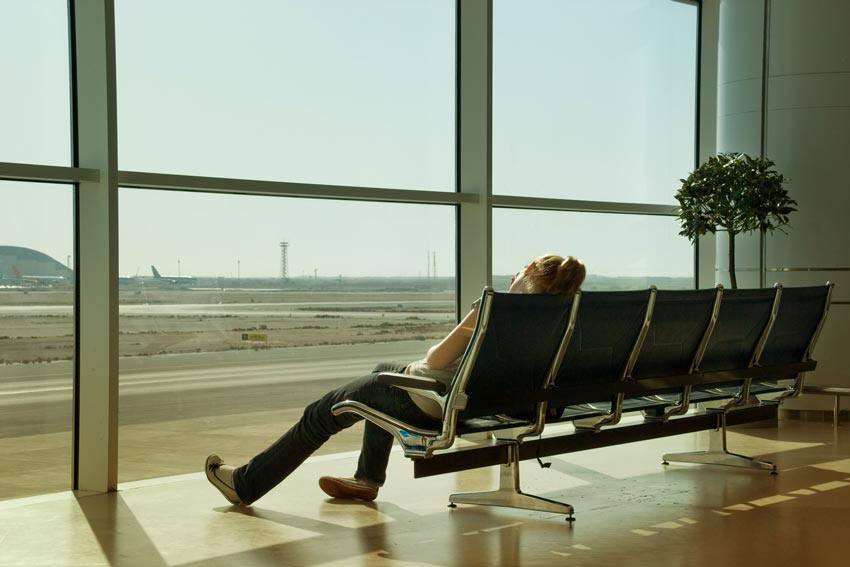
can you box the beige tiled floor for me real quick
[1,420,849,566]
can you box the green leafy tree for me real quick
[675,153,796,288]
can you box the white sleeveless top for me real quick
[400,298,479,419]
[402,356,461,419]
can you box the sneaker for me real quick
[205,454,243,505]
[318,476,379,502]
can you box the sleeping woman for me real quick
[205,254,585,505]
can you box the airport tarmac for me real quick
[1,339,433,422]
[0,299,453,318]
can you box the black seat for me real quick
[332,288,575,457]
[562,289,719,417]
[632,289,716,380]
[687,285,831,401]
[760,285,830,368]
[686,287,778,401]
[624,289,718,412]
[754,285,831,390]
[549,290,652,422]
[699,288,777,372]
[458,292,574,422]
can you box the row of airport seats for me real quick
[332,284,834,521]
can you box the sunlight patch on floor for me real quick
[811,458,850,474]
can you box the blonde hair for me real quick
[529,254,586,296]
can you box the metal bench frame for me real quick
[332,283,834,521]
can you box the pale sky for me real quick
[1,0,696,279]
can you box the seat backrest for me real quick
[632,289,717,379]
[759,285,830,367]
[699,288,776,372]
[554,290,651,386]
[459,292,573,416]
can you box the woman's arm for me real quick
[424,307,479,370]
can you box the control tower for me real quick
[279,241,289,279]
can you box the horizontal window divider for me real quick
[0,162,100,184]
[491,194,679,216]
[117,171,476,205]
[767,267,850,272]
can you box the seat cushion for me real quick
[457,415,532,435]
[691,382,789,403]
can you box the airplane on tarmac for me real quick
[11,265,68,286]
[0,271,25,289]
[151,265,197,285]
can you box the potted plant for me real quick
[675,153,796,289]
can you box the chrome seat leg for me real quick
[448,444,575,521]
[662,411,776,474]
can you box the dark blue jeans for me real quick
[232,362,438,505]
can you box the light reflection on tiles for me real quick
[788,488,817,496]
[724,503,754,511]
[749,494,796,507]
[812,458,850,473]
[810,480,850,492]
[652,521,683,529]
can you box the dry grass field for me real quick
[0,288,455,364]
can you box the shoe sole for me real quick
[318,477,378,502]
[205,454,243,505]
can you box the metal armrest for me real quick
[377,372,447,396]
[331,400,442,458]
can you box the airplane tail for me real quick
[11,265,22,278]
[151,265,161,278]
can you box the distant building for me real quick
[0,246,74,279]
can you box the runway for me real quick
[0,299,453,318]
[0,339,433,438]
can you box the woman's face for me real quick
[508,262,536,294]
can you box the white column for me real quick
[697,0,720,289]
[715,0,765,289]
[457,0,492,314]
[73,0,119,492]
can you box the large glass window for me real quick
[0,0,702,499]
[493,208,693,291]
[0,181,75,500]
[117,189,456,482]
[115,0,456,191]
[0,0,71,165]
[493,0,698,204]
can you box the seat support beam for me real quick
[414,404,778,478]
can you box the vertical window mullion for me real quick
[72,0,120,493]
[457,0,492,315]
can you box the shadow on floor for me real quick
[76,491,169,567]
